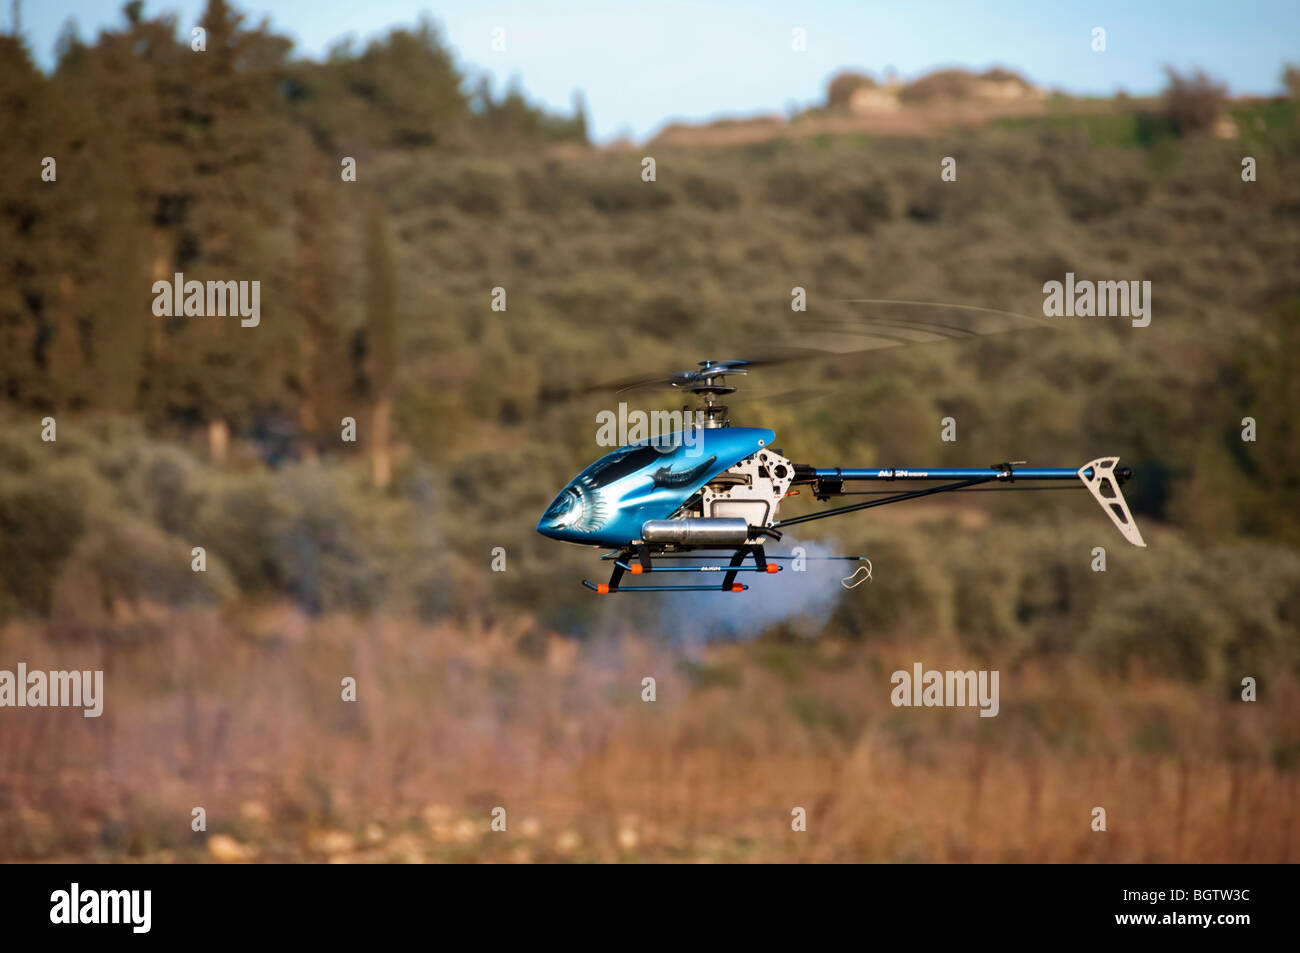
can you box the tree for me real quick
[365,201,397,488]
[827,71,876,109]
[0,36,49,407]
[291,151,353,455]
[1161,67,1227,136]
[1283,64,1300,99]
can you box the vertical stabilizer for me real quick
[1079,457,1146,547]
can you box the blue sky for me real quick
[19,1,1300,142]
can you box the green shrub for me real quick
[812,181,897,233]
[0,471,91,615]
[49,511,236,640]
[681,173,741,211]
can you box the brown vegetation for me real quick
[2,610,1295,863]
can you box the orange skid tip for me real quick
[629,564,644,574]
[596,584,610,594]
[766,563,780,573]
[730,584,744,593]
[785,489,800,497]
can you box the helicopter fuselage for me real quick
[537,360,1146,593]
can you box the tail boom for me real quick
[789,458,1146,546]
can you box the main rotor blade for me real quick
[807,300,1053,354]
[537,299,1054,405]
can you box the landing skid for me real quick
[582,545,872,594]
[583,544,776,594]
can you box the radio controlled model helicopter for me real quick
[537,316,1147,595]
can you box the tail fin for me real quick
[1078,457,1146,547]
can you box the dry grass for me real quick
[2,606,1295,863]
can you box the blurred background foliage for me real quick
[0,0,1297,685]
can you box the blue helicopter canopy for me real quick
[537,427,774,547]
